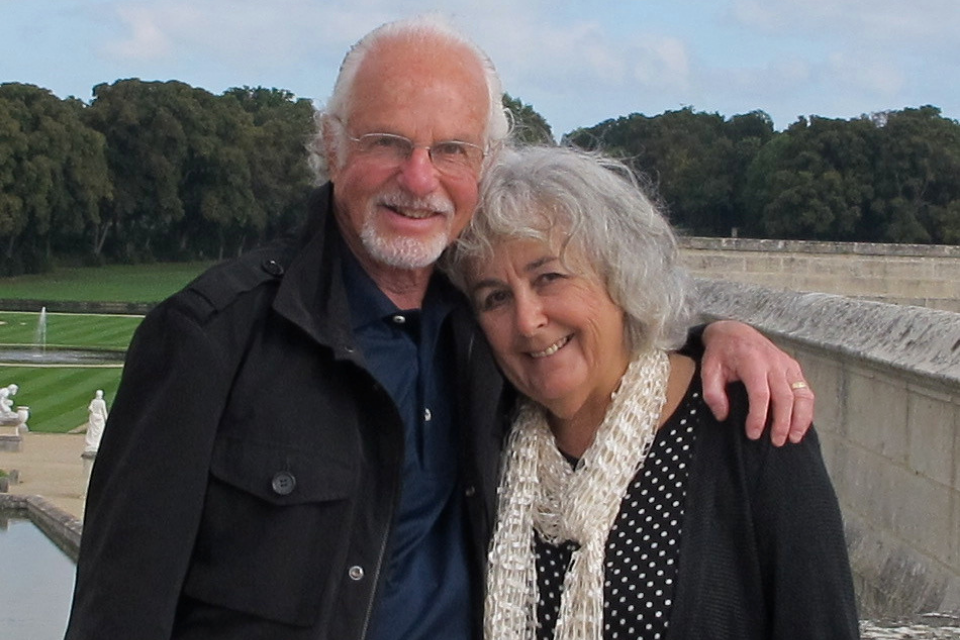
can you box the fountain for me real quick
[0,308,124,365]
[35,306,47,354]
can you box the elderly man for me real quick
[65,16,813,640]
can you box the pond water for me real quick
[0,348,125,365]
[0,511,76,639]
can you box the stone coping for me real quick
[0,299,152,314]
[681,236,960,258]
[0,493,82,560]
[694,278,960,386]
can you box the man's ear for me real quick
[321,115,341,180]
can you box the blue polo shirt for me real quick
[341,247,472,640]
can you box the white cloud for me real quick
[630,36,691,91]
[102,5,175,59]
[72,0,959,134]
[97,0,400,66]
[730,0,960,44]
[825,51,906,98]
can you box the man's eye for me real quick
[365,135,409,152]
[433,142,469,158]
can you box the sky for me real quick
[2,0,959,137]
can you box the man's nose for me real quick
[397,147,441,196]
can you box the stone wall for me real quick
[696,279,960,616]
[681,237,960,313]
[0,299,154,315]
[0,493,81,560]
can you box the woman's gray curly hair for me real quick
[444,145,696,354]
[306,15,510,184]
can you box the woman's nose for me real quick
[514,293,547,336]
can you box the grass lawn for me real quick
[0,261,215,302]
[2,365,122,433]
[1,310,138,433]
[0,263,214,433]
[0,311,142,350]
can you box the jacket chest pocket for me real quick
[182,435,357,627]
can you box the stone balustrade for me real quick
[681,237,960,313]
[696,278,960,617]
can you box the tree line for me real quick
[1,78,959,276]
[0,80,316,275]
[565,106,960,243]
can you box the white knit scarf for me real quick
[484,348,670,640]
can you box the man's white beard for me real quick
[360,191,456,270]
[360,220,450,270]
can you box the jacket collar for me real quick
[271,184,357,356]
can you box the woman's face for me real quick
[467,236,631,421]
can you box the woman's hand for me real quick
[700,320,814,446]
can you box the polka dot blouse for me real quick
[533,392,701,640]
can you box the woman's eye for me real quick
[478,290,509,311]
[536,272,566,286]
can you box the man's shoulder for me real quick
[161,240,301,323]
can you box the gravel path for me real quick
[0,432,89,519]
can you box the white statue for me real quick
[0,384,28,432]
[85,390,109,454]
[0,384,18,417]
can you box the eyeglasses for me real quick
[345,131,485,176]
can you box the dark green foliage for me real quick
[83,80,316,262]
[0,80,316,274]
[0,83,111,275]
[566,108,775,236]
[503,94,554,144]
[3,73,960,272]
[568,106,960,244]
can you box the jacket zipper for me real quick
[358,489,396,640]
[358,386,404,640]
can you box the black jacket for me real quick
[65,185,508,640]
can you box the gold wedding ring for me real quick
[790,381,809,391]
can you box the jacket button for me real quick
[464,485,476,498]
[348,565,364,581]
[271,471,296,496]
[261,258,285,277]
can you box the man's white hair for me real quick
[306,15,510,184]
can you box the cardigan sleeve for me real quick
[742,399,860,638]
[671,381,859,640]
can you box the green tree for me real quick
[85,79,261,261]
[503,94,554,144]
[566,107,772,236]
[868,106,960,243]
[742,116,875,240]
[223,87,316,243]
[0,83,111,274]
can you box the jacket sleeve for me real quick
[745,416,861,638]
[65,300,235,640]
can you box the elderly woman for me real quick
[445,146,858,640]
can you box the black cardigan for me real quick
[667,379,860,639]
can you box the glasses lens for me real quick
[431,142,483,172]
[352,133,483,175]
[356,134,411,162]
